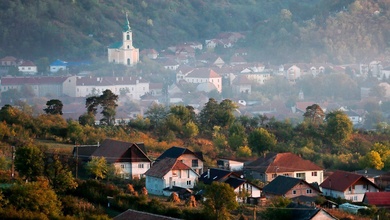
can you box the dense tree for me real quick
[43,99,63,115]
[248,128,277,155]
[360,150,384,170]
[203,182,238,220]
[325,111,353,144]
[99,90,119,126]
[15,145,44,181]
[145,103,168,129]
[303,104,325,126]
[85,156,110,179]
[199,98,237,134]
[45,152,78,194]
[183,121,199,139]
[7,178,62,218]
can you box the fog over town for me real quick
[1,1,390,219]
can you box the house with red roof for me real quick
[18,60,37,74]
[0,56,18,66]
[176,67,222,93]
[320,170,380,202]
[232,75,251,95]
[363,192,390,209]
[244,152,324,184]
[145,158,199,196]
[90,139,151,179]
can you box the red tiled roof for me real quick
[320,170,378,192]
[186,68,221,78]
[0,56,17,61]
[363,192,390,206]
[246,152,322,173]
[144,158,192,178]
[19,60,36,66]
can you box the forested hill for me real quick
[0,0,389,64]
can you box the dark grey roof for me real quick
[199,168,233,184]
[263,176,320,196]
[224,177,246,189]
[72,146,99,161]
[156,146,203,161]
[91,139,150,163]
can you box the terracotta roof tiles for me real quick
[320,170,378,192]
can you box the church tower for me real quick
[107,13,139,66]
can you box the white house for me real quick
[286,65,301,83]
[18,60,37,75]
[145,158,199,196]
[50,59,68,73]
[320,170,379,202]
[217,158,245,171]
[177,67,222,93]
[76,76,149,99]
[155,146,204,175]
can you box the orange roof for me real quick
[320,170,378,192]
[186,68,221,78]
[246,152,322,173]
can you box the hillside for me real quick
[0,0,389,64]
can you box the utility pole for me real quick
[75,142,78,179]
[11,145,15,181]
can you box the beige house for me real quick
[107,15,139,66]
[176,67,222,93]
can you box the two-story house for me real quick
[90,139,151,179]
[145,158,199,196]
[244,152,324,184]
[155,146,204,175]
[320,170,380,202]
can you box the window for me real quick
[187,180,191,185]
[283,174,289,176]
[296,173,305,179]
[127,34,130,40]
[192,159,198,167]
[292,190,296,195]
[311,172,317,176]
[127,59,130,65]
[272,174,277,178]
[138,164,144,168]
[187,170,190,178]
[306,189,312,194]
[121,164,125,168]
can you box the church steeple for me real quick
[123,13,131,32]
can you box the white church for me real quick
[107,14,139,66]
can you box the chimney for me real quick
[207,169,210,179]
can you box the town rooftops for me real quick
[76,76,148,86]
